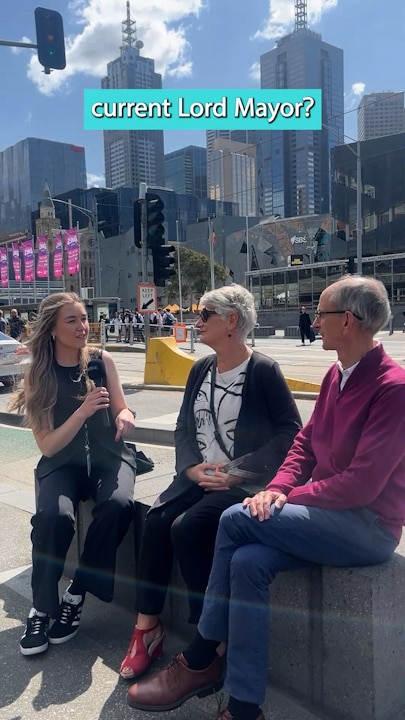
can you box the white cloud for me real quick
[27,0,204,95]
[352,82,365,97]
[87,171,105,187]
[254,0,339,40]
[249,61,260,81]
[345,81,366,112]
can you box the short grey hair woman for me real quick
[120,284,302,681]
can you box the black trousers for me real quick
[135,482,247,624]
[31,458,135,617]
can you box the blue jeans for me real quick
[198,503,398,705]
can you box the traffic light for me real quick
[145,192,165,248]
[152,244,176,286]
[347,256,355,274]
[133,200,141,248]
[35,7,66,70]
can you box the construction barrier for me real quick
[144,337,194,386]
[173,324,187,343]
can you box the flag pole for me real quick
[209,217,215,290]
[176,219,184,323]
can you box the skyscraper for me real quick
[102,2,165,189]
[358,92,405,141]
[257,0,343,218]
[0,137,87,235]
[164,146,207,199]
[206,131,256,199]
[210,139,257,216]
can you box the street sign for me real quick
[138,283,158,313]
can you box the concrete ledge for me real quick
[66,477,405,720]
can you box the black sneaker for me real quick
[48,590,84,645]
[20,610,49,656]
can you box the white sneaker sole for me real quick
[48,626,80,645]
[20,641,49,656]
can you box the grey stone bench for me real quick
[37,464,405,720]
[253,326,276,338]
[285,326,301,338]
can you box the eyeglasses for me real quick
[199,308,217,323]
[314,309,363,321]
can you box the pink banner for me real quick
[12,242,21,282]
[22,238,34,282]
[65,228,80,274]
[53,233,63,278]
[36,235,49,278]
[0,247,8,288]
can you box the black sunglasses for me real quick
[199,308,217,323]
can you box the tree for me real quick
[165,246,227,307]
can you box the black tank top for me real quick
[36,356,136,479]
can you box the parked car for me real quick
[0,331,27,388]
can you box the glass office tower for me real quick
[258,21,343,218]
[0,137,87,235]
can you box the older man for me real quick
[127,276,405,720]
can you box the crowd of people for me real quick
[8,277,405,720]
[99,307,177,343]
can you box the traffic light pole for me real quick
[139,182,151,350]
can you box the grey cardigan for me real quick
[151,351,302,509]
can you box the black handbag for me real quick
[135,449,155,476]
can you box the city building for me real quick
[257,0,343,218]
[331,132,405,257]
[206,131,256,200]
[102,3,165,190]
[0,137,87,235]
[357,92,405,141]
[164,146,207,200]
[209,138,257,216]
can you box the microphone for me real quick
[87,358,110,427]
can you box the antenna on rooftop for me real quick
[122,1,136,47]
[295,0,308,30]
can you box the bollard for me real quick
[129,324,134,345]
[190,325,195,353]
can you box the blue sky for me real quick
[0,0,404,186]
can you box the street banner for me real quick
[22,238,34,282]
[65,228,80,274]
[0,247,8,287]
[54,233,63,277]
[11,242,21,282]
[36,236,49,278]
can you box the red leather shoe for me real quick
[119,621,164,680]
[215,709,265,720]
[127,652,224,711]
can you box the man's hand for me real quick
[243,490,287,521]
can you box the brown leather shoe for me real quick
[215,709,265,720]
[127,652,224,711]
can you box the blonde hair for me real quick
[8,292,93,433]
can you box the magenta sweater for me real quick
[268,344,405,540]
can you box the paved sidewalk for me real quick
[1,332,403,719]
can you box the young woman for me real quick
[119,284,302,680]
[9,292,137,656]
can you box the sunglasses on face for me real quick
[199,308,217,323]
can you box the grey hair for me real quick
[200,284,257,340]
[327,276,390,335]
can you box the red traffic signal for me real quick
[35,7,66,70]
